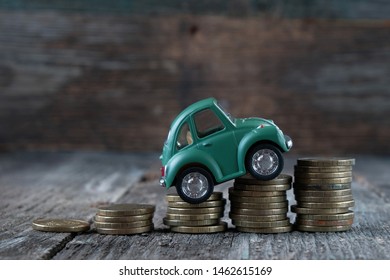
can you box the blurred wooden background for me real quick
[0,0,389,155]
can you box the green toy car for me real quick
[159,98,292,204]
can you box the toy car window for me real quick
[194,109,225,138]
[176,122,193,150]
[216,102,235,123]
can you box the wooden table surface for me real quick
[0,152,389,260]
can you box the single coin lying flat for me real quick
[32,218,90,233]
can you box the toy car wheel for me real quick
[176,167,214,204]
[246,144,284,180]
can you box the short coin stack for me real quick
[229,174,293,233]
[94,203,155,235]
[163,192,227,233]
[292,158,355,232]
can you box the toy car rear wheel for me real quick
[176,167,214,204]
[246,144,284,180]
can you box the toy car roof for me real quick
[169,97,217,129]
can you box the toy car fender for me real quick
[162,148,223,189]
[237,125,288,171]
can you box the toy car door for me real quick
[192,108,238,177]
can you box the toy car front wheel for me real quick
[176,167,214,204]
[246,144,284,180]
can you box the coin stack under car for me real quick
[163,192,227,233]
[94,203,155,235]
[229,174,293,233]
[292,158,355,232]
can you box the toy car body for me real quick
[159,98,292,203]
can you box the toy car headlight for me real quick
[285,135,293,149]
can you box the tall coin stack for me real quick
[163,192,227,233]
[229,174,293,233]
[94,203,155,235]
[292,158,355,232]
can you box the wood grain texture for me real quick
[0,152,153,259]
[1,1,390,19]
[0,10,389,155]
[0,152,389,259]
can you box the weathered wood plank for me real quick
[0,10,389,155]
[1,153,389,259]
[1,0,390,19]
[0,152,153,259]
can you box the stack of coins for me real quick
[163,192,227,233]
[229,174,293,233]
[94,203,155,235]
[292,158,355,232]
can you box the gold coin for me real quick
[163,218,220,227]
[96,224,153,235]
[229,213,287,222]
[94,213,153,223]
[295,224,352,232]
[168,199,226,208]
[236,174,292,185]
[229,195,286,203]
[296,211,354,221]
[234,183,291,191]
[229,188,286,197]
[231,207,288,215]
[297,158,355,167]
[32,218,90,233]
[165,213,222,221]
[94,220,152,229]
[298,200,354,209]
[166,192,223,202]
[291,205,350,214]
[294,177,352,185]
[170,222,227,234]
[294,165,352,173]
[294,171,352,179]
[295,218,354,227]
[293,183,351,191]
[232,218,290,228]
[295,195,353,203]
[231,201,288,209]
[167,206,224,215]
[294,189,352,197]
[236,224,292,233]
[97,204,155,216]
